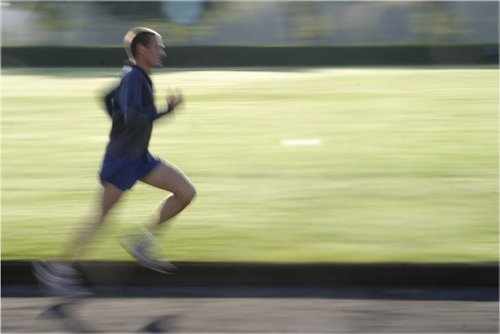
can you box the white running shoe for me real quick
[33,261,92,298]
[121,227,177,274]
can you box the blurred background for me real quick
[1,1,498,264]
[2,4,499,333]
[2,1,498,46]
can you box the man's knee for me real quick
[178,182,196,206]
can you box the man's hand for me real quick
[167,89,184,111]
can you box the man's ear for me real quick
[136,43,147,57]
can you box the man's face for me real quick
[143,35,166,68]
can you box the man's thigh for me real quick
[140,161,193,194]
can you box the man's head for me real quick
[124,27,166,68]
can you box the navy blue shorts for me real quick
[99,153,163,191]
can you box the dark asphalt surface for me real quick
[3,261,498,287]
[2,285,498,333]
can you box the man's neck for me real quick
[135,60,151,75]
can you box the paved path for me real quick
[2,286,498,333]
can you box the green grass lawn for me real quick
[1,66,498,263]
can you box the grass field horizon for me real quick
[2,66,498,263]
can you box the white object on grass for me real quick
[281,139,323,146]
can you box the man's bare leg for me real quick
[120,161,195,273]
[61,182,124,263]
[34,183,124,297]
[140,161,196,233]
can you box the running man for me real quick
[34,27,196,297]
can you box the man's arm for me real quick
[103,85,118,117]
[154,90,184,120]
[117,72,149,128]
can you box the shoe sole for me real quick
[32,262,93,298]
[119,240,177,275]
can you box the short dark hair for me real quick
[130,32,155,58]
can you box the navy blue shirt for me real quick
[104,65,171,159]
